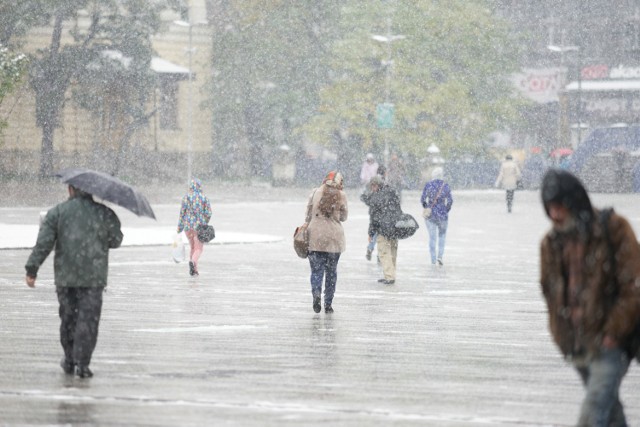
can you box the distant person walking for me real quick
[420,167,453,266]
[539,169,640,426]
[361,164,387,262]
[495,154,521,213]
[367,175,402,284]
[177,178,212,277]
[360,153,379,187]
[25,185,123,378]
[305,171,348,313]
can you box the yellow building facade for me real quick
[0,1,213,181]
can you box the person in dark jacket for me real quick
[420,167,453,266]
[361,165,387,262]
[367,175,402,284]
[25,185,123,378]
[539,169,640,426]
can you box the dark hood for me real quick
[541,168,593,229]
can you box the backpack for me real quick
[599,208,640,363]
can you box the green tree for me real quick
[1,0,177,178]
[0,44,28,137]
[209,0,342,179]
[303,0,526,159]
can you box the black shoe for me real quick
[75,365,93,378]
[378,279,395,285]
[437,258,443,266]
[60,358,74,375]
[366,249,372,261]
[325,305,333,313]
[313,296,321,313]
[189,261,196,276]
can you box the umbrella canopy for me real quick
[569,126,640,172]
[55,168,156,219]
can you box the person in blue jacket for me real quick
[420,167,453,266]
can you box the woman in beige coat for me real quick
[305,171,348,313]
[495,154,522,213]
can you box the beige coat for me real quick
[495,159,522,190]
[305,185,348,253]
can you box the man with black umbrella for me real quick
[25,185,123,378]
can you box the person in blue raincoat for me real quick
[420,167,453,266]
[177,178,212,277]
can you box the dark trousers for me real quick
[56,287,104,367]
[506,190,515,212]
[308,251,341,307]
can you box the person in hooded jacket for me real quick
[367,174,402,284]
[25,185,123,378]
[495,154,522,213]
[539,169,640,426]
[420,167,453,266]
[305,171,348,313]
[177,178,212,276]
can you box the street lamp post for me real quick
[548,43,580,148]
[371,21,405,166]
[174,19,194,184]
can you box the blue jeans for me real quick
[308,251,341,307]
[425,218,448,264]
[575,348,630,427]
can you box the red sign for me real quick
[581,64,609,80]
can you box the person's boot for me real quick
[313,296,321,313]
[189,261,196,276]
[60,358,74,375]
[325,305,334,313]
[75,365,93,378]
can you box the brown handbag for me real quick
[293,223,309,259]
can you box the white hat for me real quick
[366,153,374,160]
[431,167,444,180]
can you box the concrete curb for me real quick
[0,224,283,250]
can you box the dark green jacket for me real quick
[367,184,402,239]
[25,195,123,287]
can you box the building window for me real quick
[159,77,179,130]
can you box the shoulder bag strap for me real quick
[428,183,445,208]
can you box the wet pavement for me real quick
[1,186,639,426]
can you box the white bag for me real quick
[171,233,185,263]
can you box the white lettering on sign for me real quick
[609,65,640,79]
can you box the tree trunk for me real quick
[36,12,65,179]
[39,120,55,178]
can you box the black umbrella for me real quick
[55,168,156,220]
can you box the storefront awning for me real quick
[566,80,640,91]
[150,57,190,76]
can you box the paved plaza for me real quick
[1,184,639,426]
